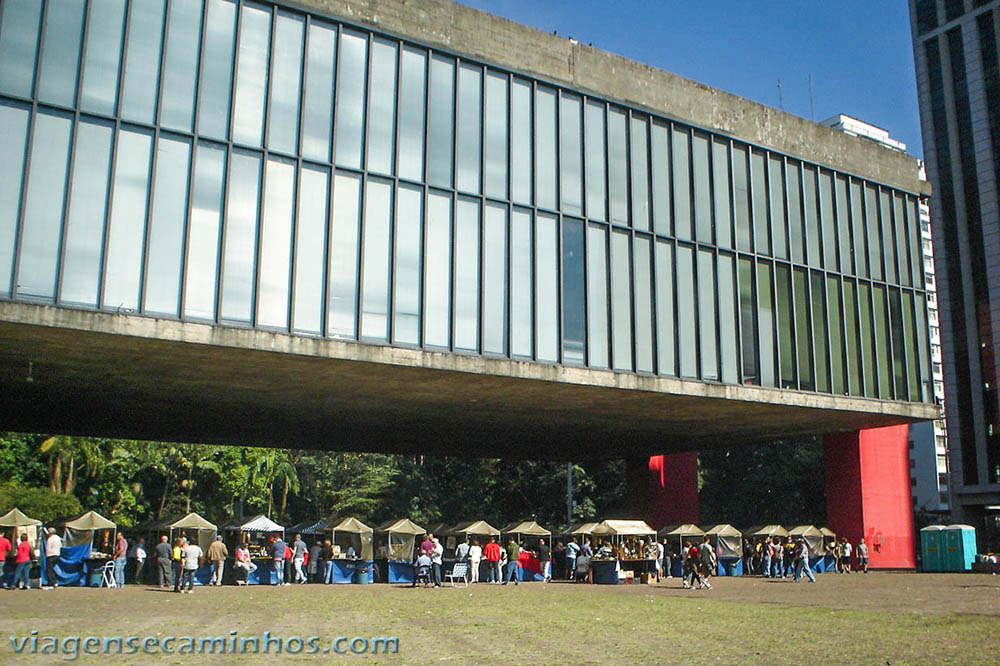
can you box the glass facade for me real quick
[0,0,933,403]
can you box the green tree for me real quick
[0,482,83,522]
[38,436,105,495]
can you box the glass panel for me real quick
[19,113,72,300]
[794,267,813,390]
[159,0,203,132]
[103,128,152,310]
[258,158,296,329]
[484,71,507,199]
[301,21,336,163]
[588,224,609,368]
[768,156,787,259]
[873,284,891,399]
[585,102,606,221]
[819,170,837,270]
[677,245,697,378]
[850,181,867,278]
[844,279,862,396]
[483,202,508,355]
[456,64,482,193]
[294,166,328,335]
[865,184,882,280]
[360,178,392,340]
[0,0,42,98]
[0,103,31,297]
[220,150,260,323]
[427,55,455,188]
[334,30,367,169]
[651,121,670,235]
[655,239,675,376]
[751,150,769,255]
[198,0,237,141]
[120,0,165,124]
[889,288,907,399]
[631,117,650,231]
[811,271,829,392]
[634,235,653,372]
[803,166,820,267]
[858,281,875,397]
[718,253,738,384]
[392,184,422,345]
[535,212,558,361]
[425,191,452,347]
[827,275,845,394]
[894,193,910,286]
[328,171,361,338]
[562,218,586,365]
[455,198,480,351]
[733,144,751,251]
[560,94,583,216]
[756,260,775,387]
[510,208,532,356]
[879,190,896,284]
[268,13,305,155]
[692,132,711,242]
[231,3,270,146]
[185,142,226,320]
[397,46,424,181]
[738,256,757,382]
[915,294,931,401]
[366,38,397,175]
[787,161,804,264]
[37,0,85,107]
[713,139,732,249]
[672,127,691,239]
[606,109,628,225]
[698,249,718,380]
[61,120,112,307]
[144,136,192,316]
[511,79,531,205]
[610,229,632,371]
[835,175,851,274]
[78,0,125,115]
[908,197,922,288]
[775,264,794,387]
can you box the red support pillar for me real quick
[628,452,699,529]
[824,424,916,569]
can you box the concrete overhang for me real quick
[0,302,939,459]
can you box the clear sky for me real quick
[456,0,924,158]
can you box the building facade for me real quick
[910,0,1000,546]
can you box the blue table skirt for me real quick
[592,559,619,585]
[330,559,372,584]
[717,557,743,576]
[387,561,413,583]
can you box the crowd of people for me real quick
[740,535,870,578]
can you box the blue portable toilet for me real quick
[920,525,946,572]
[942,524,976,572]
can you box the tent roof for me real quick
[502,520,552,536]
[451,520,500,536]
[747,525,789,537]
[0,508,42,527]
[225,514,284,532]
[169,512,217,531]
[819,527,837,537]
[289,520,328,535]
[703,524,741,537]
[64,510,115,531]
[423,522,451,535]
[377,518,426,535]
[788,525,823,537]
[592,520,656,536]
[568,522,600,535]
[330,517,373,534]
[658,523,705,537]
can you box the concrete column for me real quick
[824,424,916,569]
[627,453,699,529]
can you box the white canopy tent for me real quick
[330,517,374,561]
[376,518,425,562]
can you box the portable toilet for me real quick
[942,524,977,572]
[920,525,946,572]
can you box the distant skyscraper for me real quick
[910,0,1000,545]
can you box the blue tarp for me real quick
[387,561,413,583]
[52,544,93,586]
[717,557,743,576]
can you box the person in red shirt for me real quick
[482,537,503,584]
[0,531,11,589]
[14,533,32,590]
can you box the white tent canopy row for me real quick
[592,520,656,537]
[224,515,284,533]
[0,508,41,527]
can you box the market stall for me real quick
[61,511,116,587]
[591,520,657,584]
[375,518,425,583]
[703,524,743,576]
[449,520,500,581]
[0,508,42,587]
[223,515,284,584]
[502,520,552,582]
[788,525,826,572]
[658,524,705,577]
[329,517,374,584]
[167,513,218,584]
[819,527,837,572]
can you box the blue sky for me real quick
[456,1,924,158]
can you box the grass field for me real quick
[2,572,999,664]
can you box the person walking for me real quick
[857,538,869,573]
[503,537,520,585]
[430,537,444,588]
[741,538,753,576]
[171,538,185,593]
[792,537,816,583]
[0,530,11,589]
[483,537,502,584]
[655,538,665,582]
[308,540,322,583]
[698,536,716,590]
[468,540,482,584]
[682,541,704,590]
[180,538,203,593]
[271,535,286,586]
[831,538,844,573]
[292,534,308,584]
[127,536,146,585]
[321,540,334,584]
[761,537,772,578]
[207,535,228,586]
[44,528,62,589]
[565,537,580,580]
[536,538,551,582]
[13,533,32,590]
[154,535,172,588]
[113,532,128,589]
[841,538,853,574]
[783,537,796,579]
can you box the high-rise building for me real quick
[910,0,1000,547]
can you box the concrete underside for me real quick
[0,302,938,459]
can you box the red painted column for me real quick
[824,424,916,569]
[636,452,699,529]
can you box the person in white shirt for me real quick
[180,541,203,593]
[655,540,665,581]
[468,540,483,584]
[841,539,853,574]
[44,529,62,590]
[128,537,147,584]
[856,538,870,573]
[431,538,444,588]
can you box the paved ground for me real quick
[1,572,998,664]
